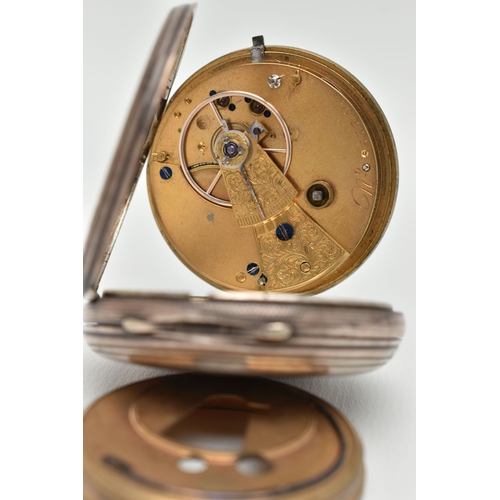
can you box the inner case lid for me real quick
[83,374,364,500]
[83,4,195,297]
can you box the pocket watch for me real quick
[83,5,404,499]
[83,4,403,377]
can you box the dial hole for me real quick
[164,395,269,452]
[306,181,334,208]
[217,96,230,108]
[177,457,208,474]
[236,455,272,476]
[249,100,265,115]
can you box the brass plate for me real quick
[148,46,397,294]
[84,374,363,500]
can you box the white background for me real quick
[84,1,415,499]
[2,0,499,499]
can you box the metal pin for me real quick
[210,102,228,131]
[122,317,155,335]
[206,170,222,194]
[83,289,100,303]
[311,190,324,201]
[263,148,286,153]
[251,35,265,63]
[291,70,302,86]
[256,322,293,342]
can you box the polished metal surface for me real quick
[147,45,398,294]
[84,374,364,499]
[84,291,404,375]
[83,4,195,295]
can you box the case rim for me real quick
[83,4,196,296]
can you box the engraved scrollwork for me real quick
[255,205,348,290]
[247,150,296,214]
[222,170,259,221]
[220,138,297,227]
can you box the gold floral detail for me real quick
[254,204,348,290]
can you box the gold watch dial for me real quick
[147,46,397,294]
